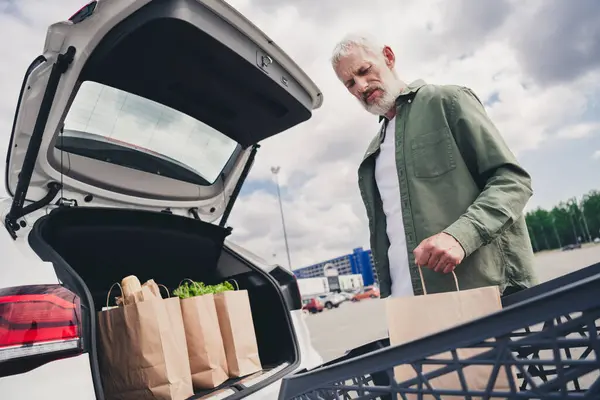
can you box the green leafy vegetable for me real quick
[173,280,234,299]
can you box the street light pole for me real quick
[580,196,593,243]
[271,166,292,270]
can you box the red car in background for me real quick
[302,298,324,314]
[351,286,381,302]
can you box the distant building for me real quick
[293,247,377,286]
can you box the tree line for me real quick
[525,190,600,252]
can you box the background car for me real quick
[562,243,582,251]
[339,291,355,301]
[318,292,348,309]
[351,286,381,301]
[302,298,325,314]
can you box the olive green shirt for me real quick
[358,79,538,298]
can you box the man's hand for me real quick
[413,232,466,273]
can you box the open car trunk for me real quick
[6,0,322,230]
[28,206,298,399]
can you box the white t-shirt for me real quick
[374,117,415,298]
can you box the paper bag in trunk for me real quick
[98,281,194,400]
[179,288,229,389]
[214,289,262,377]
[386,268,516,400]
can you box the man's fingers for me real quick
[441,253,456,272]
[440,251,462,273]
[442,262,456,274]
[413,242,429,266]
[429,251,445,272]
[419,251,432,268]
[413,248,422,266]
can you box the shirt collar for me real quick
[378,79,427,122]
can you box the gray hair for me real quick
[330,33,385,68]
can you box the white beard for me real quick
[363,88,400,116]
[360,69,405,117]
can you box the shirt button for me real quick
[408,99,412,103]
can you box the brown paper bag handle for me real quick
[106,281,170,306]
[417,265,459,295]
[227,279,240,291]
[106,282,123,308]
[157,284,170,298]
[178,278,202,289]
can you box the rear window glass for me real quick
[58,81,239,185]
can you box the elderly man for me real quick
[331,34,537,298]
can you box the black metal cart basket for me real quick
[279,261,600,400]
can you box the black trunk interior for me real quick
[29,207,297,396]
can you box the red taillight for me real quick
[0,285,82,362]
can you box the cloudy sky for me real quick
[1,0,599,270]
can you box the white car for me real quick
[318,292,347,309]
[0,0,324,399]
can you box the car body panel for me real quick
[0,199,60,288]
[0,354,96,400]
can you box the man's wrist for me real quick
[442,218,484,258]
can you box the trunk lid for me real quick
[5,0,322,236]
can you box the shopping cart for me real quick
[279,261,600,399]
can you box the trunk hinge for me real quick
[5,182,63,239]
[188,208,200,220]
[5,46,76,240]
[219,144,259,228]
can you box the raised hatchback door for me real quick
[5,0,322,234]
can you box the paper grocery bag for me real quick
[116,278,163,306]
[214,289,262,377]
[386,268,515,400]
[180,292,229,389]
[98,283,194,400]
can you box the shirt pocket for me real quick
[410,127,456,178]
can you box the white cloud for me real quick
[593,150,600,160]
[556,122,600,140]
[0,0,599,269]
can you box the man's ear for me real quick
[382,46,395,69]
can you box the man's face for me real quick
[334,45,403,116]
